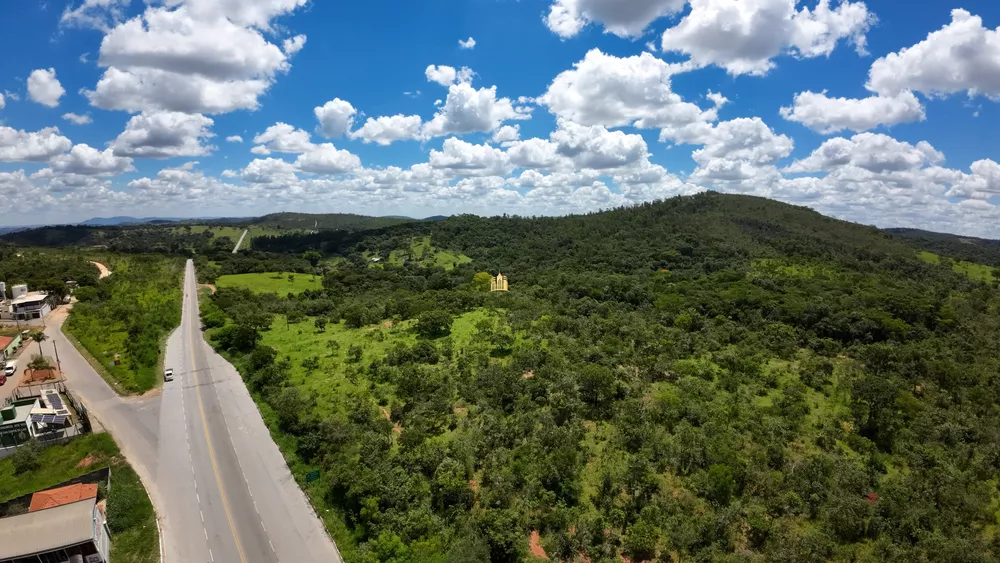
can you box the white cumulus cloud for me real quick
[252,123,315,154]
[28,68,66,107]
[50,144,134,176]
[539,49,717,129]
[867,9,1000,100]
[111,111,215,158]
[545,0,687,38]
[314,98,357,138]
[62,113,94,125]
[780,90,925,134]
[459,37,476,49]
[0,126,73,162]
[423,82,529,138]
[660,0,874,76]
[350,115,424,146]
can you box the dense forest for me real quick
[195,193,1000,562]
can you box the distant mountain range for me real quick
[78,216,185,226]
[0,212,453,231]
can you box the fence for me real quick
[0,382,91,459]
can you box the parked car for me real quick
[164,367,174,382]
[0,373,5,386]
[3,362,15,377]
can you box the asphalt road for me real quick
[44,260,341,563]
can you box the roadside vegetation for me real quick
[197,193,1000,562]
[0,433,158,563]
[65,255,183,394]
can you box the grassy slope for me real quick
[263,309,490,413]
[364,236,472,271]
[0,434,158,563]
[918,251,994,282]
[216,272,323,295]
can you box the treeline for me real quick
[200,194,1000,562]
[66,256,182,393]
[886,227,1000,266]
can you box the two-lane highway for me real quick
[49,260,341,562]
[158,259,341,562]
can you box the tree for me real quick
[28,331,52,362]
[416,310,453,339]
[302,250,323,267]
[347,344,363,363]
[314,316,328,332]
[326,340,341,356]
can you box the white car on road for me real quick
[164,367,174,382]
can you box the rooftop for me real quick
[11,292,47,306]
[0,497,97,559]
[0,336,13,349]
[0,401,36,426]
[29,484,98,512]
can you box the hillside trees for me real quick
[196,194,1000,562]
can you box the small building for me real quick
[490,272,509,292]
[0,496,110,563]
[0,391,73,450]
[0,399,38,449]
[10,292,50,321]
[0,333,20,361]
[29,483,98,513]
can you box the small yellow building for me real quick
[490,273,508,292]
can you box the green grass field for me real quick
[216,272,323,294]
[918,251,994,282]
[369,236,472,270]
[260,308,492,414]
[0,433,158,563]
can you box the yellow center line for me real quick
[185,265,249,563]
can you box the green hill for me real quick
[252,212,417,231]
[202,193,1000,562]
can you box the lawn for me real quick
[0,433,158,563]
[918,251,995,283]
[216,272,323,295]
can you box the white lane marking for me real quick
[204,528,208,540]
[209,549,214,563]
[200,510,204,523]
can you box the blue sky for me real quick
[1,0,1000,236]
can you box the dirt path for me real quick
[90,261,112,279]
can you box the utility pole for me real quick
[53,340,62,374]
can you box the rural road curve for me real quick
[90,261,112,279]
[233,229,249,253]
[47,260,341,563]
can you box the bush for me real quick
[11,440,41,475]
